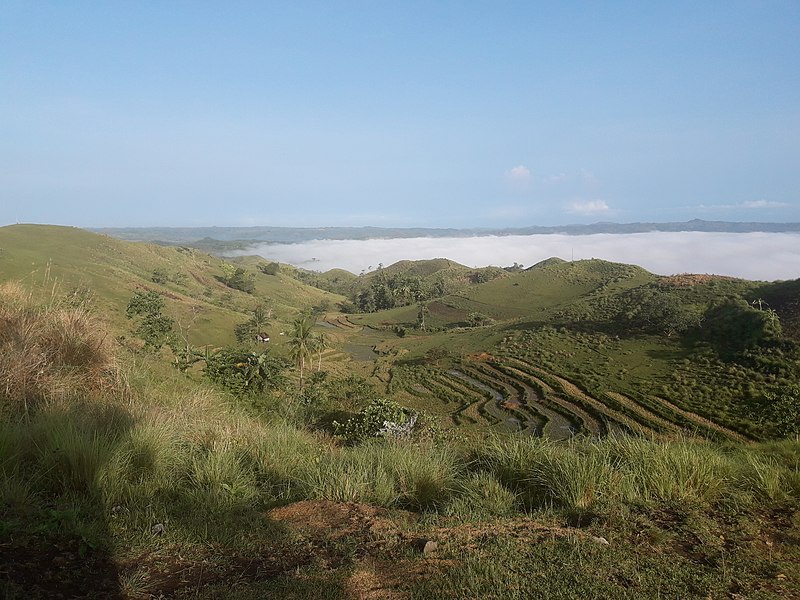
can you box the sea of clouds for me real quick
[230,232,800,281]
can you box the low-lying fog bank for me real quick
[228,232,800,281]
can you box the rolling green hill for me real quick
[0,224,343,347]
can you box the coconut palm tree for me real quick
[288,315,313,388]
[313,332,328,371]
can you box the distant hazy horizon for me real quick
[228,232,800,282]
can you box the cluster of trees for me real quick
[234,303,272,342]
[218,264,256,293]
[151,268,188,286]
[619,287,703,337]
[354,272,442,313]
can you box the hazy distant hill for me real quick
[92,219,800,247]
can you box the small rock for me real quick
[412,538,438,554]
[591,536,610,545]
[151,523,166,536]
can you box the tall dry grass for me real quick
[0,281,123,416]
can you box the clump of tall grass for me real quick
[385,442,459,510]
[601,435,732,505]
[302,446,399,506]
[185,440,260,510]
[0,281,122,416]
[468,433,796,512]
[238,420,322,502]
[528,442,615,512]
[301,441,459,510]
[445,472,517,517]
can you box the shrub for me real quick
[333,399,417,444]
[203,348,287,397]
[258,262,281,276]
[125,291,175,352]
[219,266,256,294]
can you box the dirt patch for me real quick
[268,500,417,547]
[346,563,406,600]
[467,352,496,362]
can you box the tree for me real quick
[234,303,272,343]
[622,287,701,337]
[219,265,256,293]
[259,262,281,276]
[126,291,175,351]
[467,312,493,327]
[356,288,376,313]
[288,315,314,388]
[312,332,328,371]
[417,302,429,331]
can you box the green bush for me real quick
[203,348,287,397]
[126,291,175,352]
[333,399,416,444]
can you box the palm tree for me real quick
[288,315,313,388]
[313,332,328,371]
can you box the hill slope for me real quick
[0,224,342,346]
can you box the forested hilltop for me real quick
[1,224,798,599]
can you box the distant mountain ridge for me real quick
[92,219,800,245]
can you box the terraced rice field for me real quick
[391,353,751,442]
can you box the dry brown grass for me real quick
[0,281,123,415]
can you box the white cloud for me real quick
[505,165,531,181]
[230,232,800,281]
[567,199,609,214]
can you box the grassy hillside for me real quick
[0,224,343,348]
[1,226,799,598]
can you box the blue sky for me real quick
[2,1,798,228]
